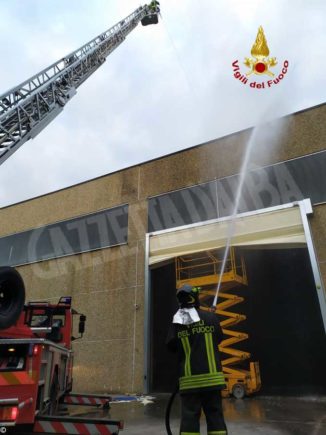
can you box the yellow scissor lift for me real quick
[175,248,261,399]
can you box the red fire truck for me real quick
[0,267,122,434]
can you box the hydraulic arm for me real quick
[0,5,157,165]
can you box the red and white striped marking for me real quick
[64,395,111,406]
[0,371,34,386]
[18,397,33,409]
[34,420,119,434]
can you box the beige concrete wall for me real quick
[1,166,147,394]
[0,104,325,393]
[138,103,326,199]
[17,246,144,393]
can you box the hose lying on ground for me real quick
[165,386,179,435]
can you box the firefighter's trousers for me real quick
[180,389,227,435]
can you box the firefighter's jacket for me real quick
[149,1,159,12]
[166,309,226,393]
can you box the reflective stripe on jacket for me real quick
[166,309,226,393]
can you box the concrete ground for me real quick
[69,394,326,435]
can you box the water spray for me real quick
[212,127,260,308]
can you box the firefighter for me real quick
[148,1,160,13]
[166,284,228,435]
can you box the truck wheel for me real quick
[0,267,25,330]
[232,383,246,399]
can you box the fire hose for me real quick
[165,385,179,435]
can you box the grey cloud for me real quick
[0,0,325,207]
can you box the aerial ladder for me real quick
[0,3,160,166]
[176,247,261,399]
[0,4,160,433]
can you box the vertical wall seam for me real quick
[215,179,220,219]
[137,166,141,201]
[131,241,139,392]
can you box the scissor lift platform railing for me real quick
[175,248,261,399]
[176,248,248,288]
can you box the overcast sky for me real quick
[0,0,325,208]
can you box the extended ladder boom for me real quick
[0,5,153,165]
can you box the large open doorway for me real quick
[145,201,326,394]
[150,247,326,394]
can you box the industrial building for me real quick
[0,102,325,395]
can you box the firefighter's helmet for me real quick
[176,284,201,308]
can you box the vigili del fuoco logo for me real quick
[232,26,289,89]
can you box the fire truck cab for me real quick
[0,267,86,430]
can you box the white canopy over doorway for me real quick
[149,206,306,266]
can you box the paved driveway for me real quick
[69,394,326,435]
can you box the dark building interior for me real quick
[151,248,326,394]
